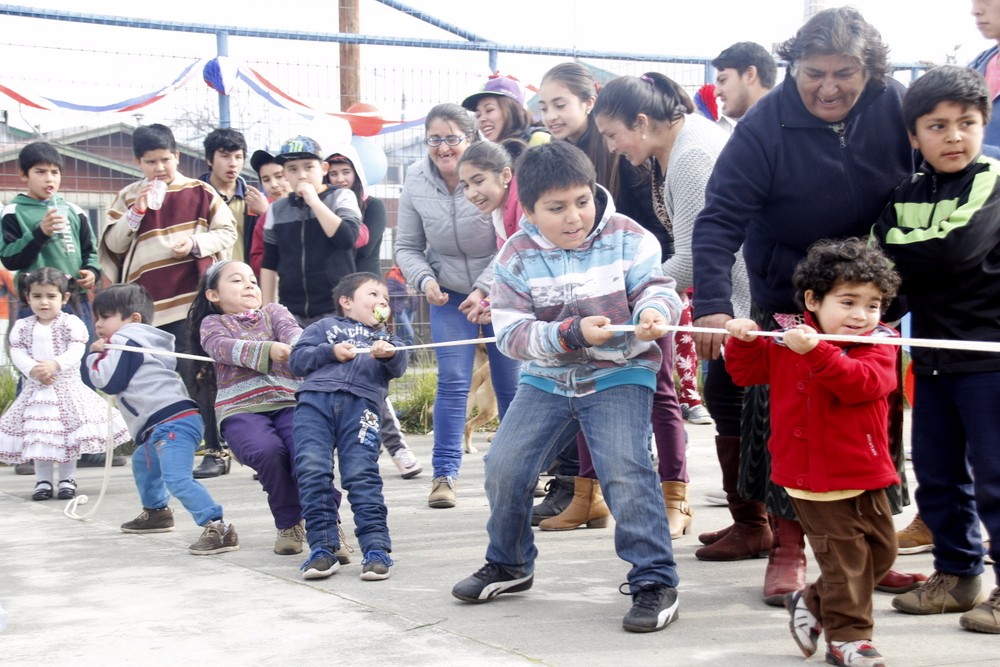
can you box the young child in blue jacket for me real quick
[289,272,407,582]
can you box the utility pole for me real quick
[340,0,361,111]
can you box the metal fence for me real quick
[0,7,928,413]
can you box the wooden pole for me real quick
[339,0,361,110]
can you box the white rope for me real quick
[105,343,214,363]
[63,396,117,521]
[349,336,497,355]
[606,324,1000,354]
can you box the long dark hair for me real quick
[592,72,694,129]
[540,63,619,196]
[187,260,235,399]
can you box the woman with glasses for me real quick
[394,103,521,510]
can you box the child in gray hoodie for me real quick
[86,283,238,555]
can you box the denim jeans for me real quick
[483,384,678,587]
[294,390,391,555]
[429,288,520,478]
[912,372,1000,581]
[132,413,223,526]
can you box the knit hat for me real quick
[461,77,525,111]
[275,136,322,164]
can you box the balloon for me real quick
[308,116,353,154]
[203,56,240,96]
[351,136,388,186]
[346,102,384,137]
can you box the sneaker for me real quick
[959,585,1000,634]
[785,590,821,657]
[825,640,886,667]
[336,524,354,565]
[360,549,394,581]
[704,489,728,506]
[301,546,340,580]
[452,562,534,602]
[121,507,175,533]
[896,514,933,554]
[892,570,985,614]
[428,475,457,509]
[531,474,575,526]
[57,479,77,500]
[391,448,423,479]
[274,521,306,555]
[620,582,679,633]
[188,520,239,555]
[684,404,714,425]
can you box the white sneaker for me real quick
[685,405,714,425]
[391,448,423,479]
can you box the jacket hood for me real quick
[117,322,178,363]
[12,193,52,207]
[519,184,615,250]
[324,143,368,193]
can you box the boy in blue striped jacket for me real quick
[452,141,683,633]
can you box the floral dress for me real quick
[0,313,129,463]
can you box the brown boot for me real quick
[698,435,741,545]
[762,515,807,606]
[696,496,772,561]
[538,477,611,531]
[697,435,770,554]
[662,481,693,539]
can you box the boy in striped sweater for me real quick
[452,141,683,633]
[100,124,237,474]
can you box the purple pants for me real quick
[221,408,342,529]
[577,336,688,482]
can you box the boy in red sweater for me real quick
[725,238,901,667]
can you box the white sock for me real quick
[58,459,78,482]
[34,460,54,485]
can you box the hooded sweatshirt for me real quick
[85,322,198,442]
[1,194,100,293]
[491,186,681,397]
[325,144,387,276]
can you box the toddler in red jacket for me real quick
[724,238,901,667]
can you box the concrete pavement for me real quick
[0,422,996,666]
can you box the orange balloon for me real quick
[346,102,384,137]
[903,360,915,408]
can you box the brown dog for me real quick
[463,344,498,453]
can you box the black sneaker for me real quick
[620,582,679,633]
[301,546,340,580]
[452,562,533,603]
[531,475,575,526]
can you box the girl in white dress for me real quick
[0,268,129,500]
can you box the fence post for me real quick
[216,31,231,129]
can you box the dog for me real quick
[463,344,498,454]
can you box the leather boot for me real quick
[538,477,610,531]
[698,436,741,545]
[696,436,771,559]
[662,481,693,539]
[531,475,576,526]
[763,515,807,606]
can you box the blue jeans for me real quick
[483,384,678,587]
[430,288,520,478]
[294,390,391,554]
[132,413,223,526]
[912,372,1000,582]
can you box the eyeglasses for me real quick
[425,134,468,147]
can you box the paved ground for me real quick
[0,421,996,666]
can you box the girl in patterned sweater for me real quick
[188,260,345,557]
